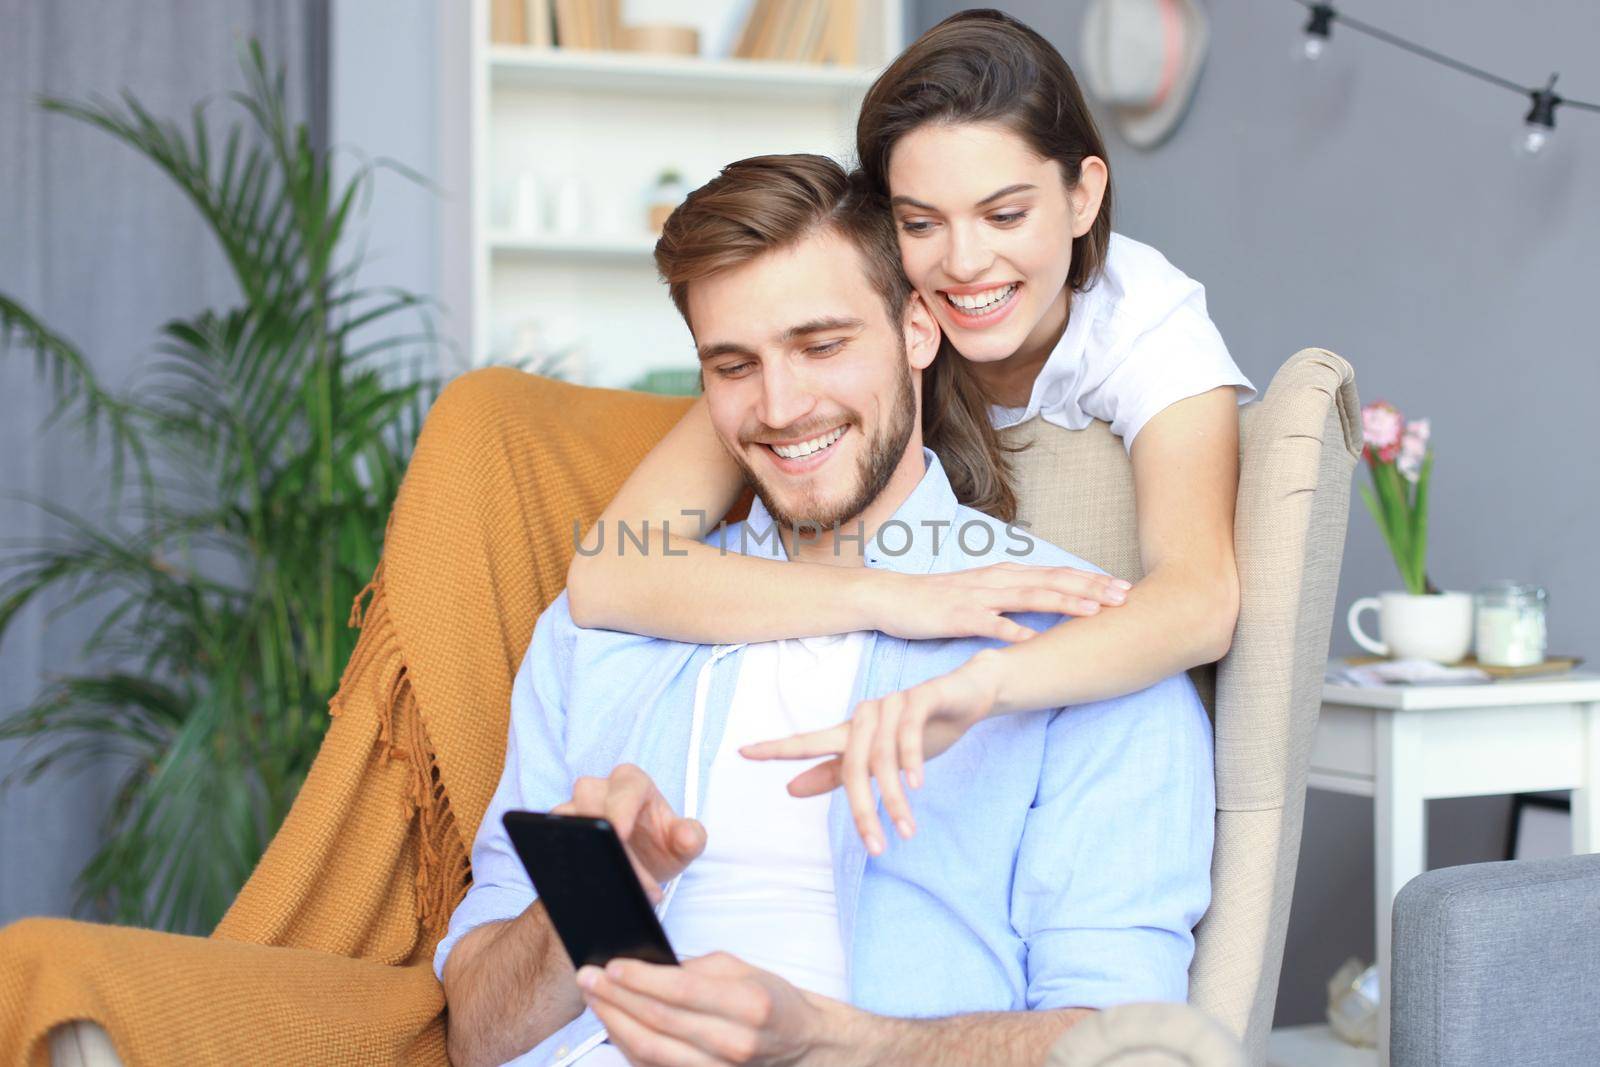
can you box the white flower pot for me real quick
[1347,591,1474,663]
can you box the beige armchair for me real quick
[1023,349,1362,1063]
[44,350,1359,1067]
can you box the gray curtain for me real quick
[0,0,327,924]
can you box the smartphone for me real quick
[501,809,678,969]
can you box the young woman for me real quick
[566,10,1254,854]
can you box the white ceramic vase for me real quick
[1347,591,1474,663]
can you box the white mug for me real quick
[1347,591,1474,663]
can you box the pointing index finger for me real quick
[738,723,849,761]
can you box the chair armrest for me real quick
[49,1022,123,1067]
[1390,853,1600,1066]
[1045,1003,1245,1066]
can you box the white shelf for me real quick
[465,0,905,384]
[489,230,658,263]
[489,46,881,101]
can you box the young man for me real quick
[436,155,1214,1067]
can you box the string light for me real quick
[1299,3,1333,63]
[1288,1,1600,155]
[1519,76,1560,157]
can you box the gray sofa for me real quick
[1390,853,1600,1066]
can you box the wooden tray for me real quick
[1343,654,1583,679]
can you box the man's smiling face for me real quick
[690,227,930,533]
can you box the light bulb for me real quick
[1298,4,1335,65]
[1519,76,1561,159]
[1516,124,1551,157]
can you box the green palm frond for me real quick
[0,295,157,501]
[0,39,455,933]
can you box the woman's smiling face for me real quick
[887,122,1104,375]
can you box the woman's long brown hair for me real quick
[858,9,1121,523]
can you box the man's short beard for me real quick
[736,350,917,537]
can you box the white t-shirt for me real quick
[989,232,1255,452]
[573,632,864,1066]
[662,632,861,997]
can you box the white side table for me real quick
[1305,667,1600,1065]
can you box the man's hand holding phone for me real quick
[550,763,706,904]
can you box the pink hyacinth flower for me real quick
[1397,418,1430,483]
[1397,436,1426,482]
[1361,401,1403,463]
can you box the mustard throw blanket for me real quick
[0,369,710,1066]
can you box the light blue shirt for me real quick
[436,449,1215,1067]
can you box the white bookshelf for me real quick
[462,0,905,390]
[488,229,658,262]
[488,46,882,99]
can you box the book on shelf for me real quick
[490,0,526,44]
[492,0,556,47]
[795,0,832,62]
[732,0,859,65]
[552,0,620,50]
[731,0,764,58]
[552,0,583,48]
[595,0,620,49]
[779,0,815,61]
[734,0,776,59]
[503,0,859,62]
[822,0,858,65]
[526,0,554,48]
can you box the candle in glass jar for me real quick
[1474,582,1547,667]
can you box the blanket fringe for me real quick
[332,559,471,943]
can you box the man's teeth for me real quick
[771,426,846,460]
[945,283,1018,312]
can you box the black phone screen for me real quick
[501,810,678,969]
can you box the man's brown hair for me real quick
[654,154,1018,521]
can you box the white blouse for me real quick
[989,232,1255,452]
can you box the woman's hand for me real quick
[739,650,1009,855]
[868,562,1129,643]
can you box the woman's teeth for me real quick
[944,283,1018,314]
[771,425,845,460]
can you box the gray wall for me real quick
[0,0,323,925]
[912,0,1600,1026]
[328,0,473,375]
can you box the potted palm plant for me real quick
[0,42,448,933]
